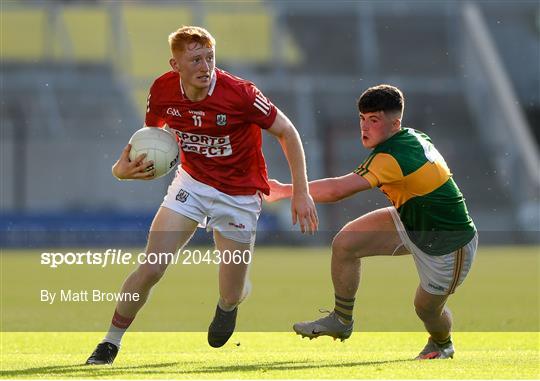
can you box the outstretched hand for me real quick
[264,179,318,234]
[112,144,155,180]
[291,191,318,234]
[264,179,290,203]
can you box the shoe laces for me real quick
[317,309,343,323]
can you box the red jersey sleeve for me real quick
[144,83,166,127]
[242,84,277,129]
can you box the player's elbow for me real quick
[329,188,349,202]
[324,174,368,202]
[325,181,360,202]
[321,182,348,203]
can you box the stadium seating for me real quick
[205,8,301,66]
[2,2,537,242]
[121,5,193,116]
[57,7,110,62]
[205,10,272,64]
[1,8,47,61]
[121,5,192,79]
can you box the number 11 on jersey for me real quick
[192,115,202,127]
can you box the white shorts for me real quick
[161,167,263,244]
[388,207,478,296]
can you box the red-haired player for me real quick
[86,26,318,365]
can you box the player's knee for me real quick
[331,235,347,258]
[332,232,364,259]
[137,265,165,287]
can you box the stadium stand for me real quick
[121,5,192,79]
[1,1,538,246]
[2,8,47,61]
[205,9,273,65]
[121,5,192,117]
[57,7,110,62]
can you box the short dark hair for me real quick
[357,84,404,115]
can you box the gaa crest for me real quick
[176,189,189,203]
[216,114,227,126]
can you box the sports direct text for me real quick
[40,249,252,268]
[176,131,232,157]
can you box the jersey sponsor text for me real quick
[175,131,232,157]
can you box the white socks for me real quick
[101,325,127,348]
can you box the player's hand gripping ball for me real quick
[128,127,179,179]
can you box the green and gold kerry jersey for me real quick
[354,128,476,256]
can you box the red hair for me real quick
[168,26,215,53]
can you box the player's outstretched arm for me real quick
[266,109,318,234]
[266,173,371,203]
[112,144,155,180]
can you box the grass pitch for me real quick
[1,332,538,379]
[1,245,539,378]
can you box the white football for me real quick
[128,127,179,179]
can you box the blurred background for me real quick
[1,0,539,247]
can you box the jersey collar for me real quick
[179,70,217,98]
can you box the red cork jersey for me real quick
[145,68,277,195]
